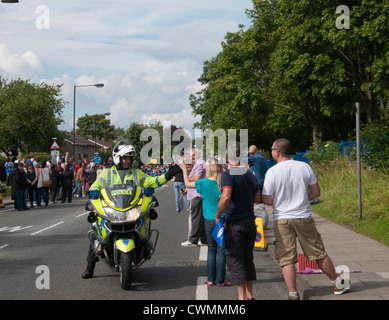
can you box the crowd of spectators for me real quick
[140,164,167,177]
[4,152,107,210]
[3,153,172,211]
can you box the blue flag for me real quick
[212,217,226,246]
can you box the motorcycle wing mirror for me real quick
[152,195,159,207]
[149,209,158,220]
[87,212,96,223]
[85,199,92,211]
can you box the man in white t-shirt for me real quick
[262,138,350,299]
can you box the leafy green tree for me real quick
[269,0,388,146]
[191,0,280,149]
[269,0,357,147]
[360,122,389,174]
[320,0,389,123]
[124,122,187,167]
[190,0,388,152]
[0,77,65,156]
[113,127,125,139]
[123,122,149,167]
[76,114,115,142]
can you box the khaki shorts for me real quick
[273,217,327,267]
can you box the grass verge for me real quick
[311,159,389,246]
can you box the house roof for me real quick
[65,135,112,149]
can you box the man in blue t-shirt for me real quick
[215,142,261,300]
[247,145,267,191]
[5,158,13,176]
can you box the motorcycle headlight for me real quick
[101,206,142,222]
[126,207,142,222]
[102,207,125,221]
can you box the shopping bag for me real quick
[42,180,52,188]
[212,217,227,246]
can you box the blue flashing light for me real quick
[144,187,154,194]
[89,190,100,198]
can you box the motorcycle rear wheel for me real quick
[119,251,134,290]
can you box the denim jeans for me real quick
[72,180,82,197]
[204,219,226,284]
[37,187,49,207]
[174,181,189,211]
[17,188,27,210]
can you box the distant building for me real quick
[62,135,112,163]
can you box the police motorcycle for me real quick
[85,183,159,290]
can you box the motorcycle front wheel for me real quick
[119,251,134,290]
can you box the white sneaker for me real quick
[333,274,351,295]
[198,241,207,246]
[181,240,198,247]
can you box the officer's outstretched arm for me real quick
[139,164,181,188]
[140,172,168,188]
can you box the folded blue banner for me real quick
[177,195,184,213]
[212,217,226,246]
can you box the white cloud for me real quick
[0,0,253,132]
[0,44,43,78]
[141,108,200,132]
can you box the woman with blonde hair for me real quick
[179,156,231,287]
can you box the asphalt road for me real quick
[0,182,286,301]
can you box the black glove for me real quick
[165,164,182,180]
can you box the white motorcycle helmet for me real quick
[112,139,135,169]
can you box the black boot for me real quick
[82,262,95,279]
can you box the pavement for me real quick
[261,205,389,300]
[1,193,388,300]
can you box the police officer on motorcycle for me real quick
[82,139,181,279]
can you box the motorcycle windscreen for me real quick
[102,183,141,210]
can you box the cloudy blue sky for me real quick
[0,0,253,134]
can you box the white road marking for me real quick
[0,244,9,250]
[197,247,209,299]
[196,276,208,300]
[0,226,34,233]
[0,208,16,213]
[199,245,207,261]
[376,272,389,279]
[76,212,89,218]
[30,221,64,235]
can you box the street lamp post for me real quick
[73,83,104,160]
[94,113,110,154]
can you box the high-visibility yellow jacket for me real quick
[90,166,168,191]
